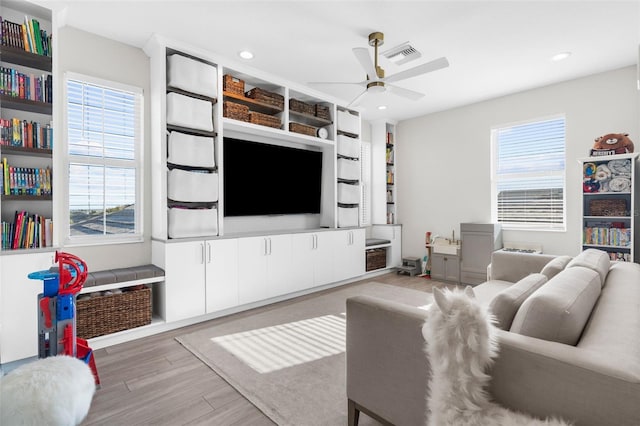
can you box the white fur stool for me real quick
[1,355,96,426]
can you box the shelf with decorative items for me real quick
[288,89,334,141]
[0,2,54,252]
[580,152,639,262]
[385,123,396,224]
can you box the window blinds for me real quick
[494,116,566,230]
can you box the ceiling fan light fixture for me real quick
[551,51,571,62]
[367,81,386,93]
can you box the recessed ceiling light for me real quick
[377,105,387,110]
[551,51,571,62]
[238,50,254,60]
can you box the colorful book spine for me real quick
[0,211,51,250]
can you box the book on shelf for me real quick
[1,210,52,250]
[1,158,51,196]
[583,226,631,247]
[0,16,52,56]
[0,118,53,148]
[0,66,52,103]
[386,131,394,145]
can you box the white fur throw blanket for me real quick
[422,286,572,426]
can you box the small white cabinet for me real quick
[333,228,366,281]
[460,223,502,285]
[291,231,335,292]
[371,224,402,268]
[1,252,55,363]
[205,239,239,312]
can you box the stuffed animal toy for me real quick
[592,133,635,155]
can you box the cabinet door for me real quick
[445,255,460,283]
[206,239,239,312]
[266,234,293,298]
[333,229,365,282]
[461,231,495,275]
[1,252,55,363]
[165,241,206,322]
[430,253,446,281]
[313,232,335,286]
[237,236,270,304]
[291,233,316,291]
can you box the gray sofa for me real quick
[346,249,640,426]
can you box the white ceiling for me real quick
[33,0,640,122]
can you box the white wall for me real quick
[55,26,151,271]
[397,66,639,259]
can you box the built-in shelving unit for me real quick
[336,107,362,228]
[0,3,54,252]
[386,123,396,224]
[580,153,639,262]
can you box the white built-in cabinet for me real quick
[371,224,402,268]
[334,229,366,281]
[291,231,335,291]
[205,239,239,312]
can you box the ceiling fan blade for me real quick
[384,57,449,83]
[347,89,369,108]
[387,84,425,101]
[352,47,378,80]
[308,81,366,87]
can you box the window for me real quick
[491,116,566,231]
[64,73,143,244]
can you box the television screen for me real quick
[223,137,323,216]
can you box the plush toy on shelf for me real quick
[591,133,635,156]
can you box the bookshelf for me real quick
[0,3,54,251]
[580,153,639,262]
[386,123,396,224]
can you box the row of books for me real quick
[0,16,52,56]
[583,227,631,247]
[1,211,52,250]
[1,159,52,196]
[386,169,394,185]
[0,118,53,149]
[386,147,394,165]
[386,131,394,145]
[0,67,52,103]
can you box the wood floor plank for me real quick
[82,273,441,425]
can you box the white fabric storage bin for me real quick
[337,110,359,135]
[167,131,215,168]
[338,182,360,204]
[337,158,360,181]
[167,54,217,98]
[338,206,359,228]
[167,169,219,202]
[168,207,218,238]
[337,134,360,159]
[166,92,213,132]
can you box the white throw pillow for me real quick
[540,255,572,280]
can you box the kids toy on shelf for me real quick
[591,133,635,156]
[28,251,100,385]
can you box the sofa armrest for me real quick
[490,330,640,426]
[346,295,430,426]
[489,251,556,282]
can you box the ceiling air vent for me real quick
[382,42,421,65]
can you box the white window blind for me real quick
[65,74,142,242]
[492,116,566,230]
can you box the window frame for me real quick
[490,114,567,232]
[62,71,144,246]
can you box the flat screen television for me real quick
[223,137,323,216]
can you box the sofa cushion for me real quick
[472,280,512,307]
[489,273,548,330]
[566,248,610,287]
[489,251,556,283]
[510,266,601,345]
[540,255,572,280]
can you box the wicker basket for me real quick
[315,104,331,121]
[249,111,281,129]
[290,98,315,115]
[76,286,152,339]
[223,75,245,95]
[289,122,317,137]
[223,101,250,122]
[366,248,387,271]
[245,87,284,111]
[589,199,627,216]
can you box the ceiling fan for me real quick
[309,32,449,107]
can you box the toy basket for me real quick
[366,248,387,271]
[589,199,627,216]
[76,286,152,339]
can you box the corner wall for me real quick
[55,26,151,271]
[397,66,639,259]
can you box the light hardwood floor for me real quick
[83,273,448,425]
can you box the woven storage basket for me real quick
[76,286,152,339]
[223,75,245,95]
[245,87,284,110]
[315,104,331,121]
[289,122,317,137]
[589,199,627,216]
[223,101,250,122]
[290,98,315,115]
[249,111,281,129]
[366,248,387,271]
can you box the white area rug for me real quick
[176,281,432,426]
